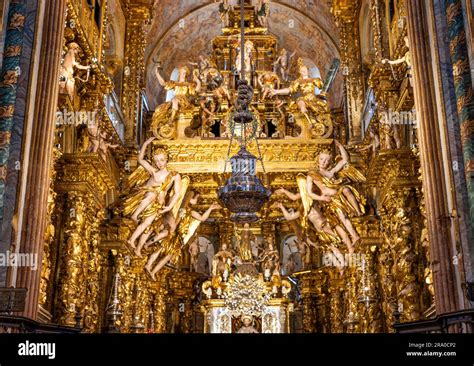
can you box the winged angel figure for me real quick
[122,137,220,279]
[275,140,366,272]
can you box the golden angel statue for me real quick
[123,137,182,256]
[306,140,366,253]
[270,57,332,138]
[151,63,201,140]
[144,201,221,280]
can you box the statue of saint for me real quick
[255,0,270,28]
[271,58,331,137]
[234,223,255,262]
[188,237,199,272]
[272,48,295,82]
[218,0,232,28]
[382,36,412,86]
[151,64,201,139]
[233,39,255,83]
[257,240,280,272]
[212,242,235,277]
[237,315,258,333]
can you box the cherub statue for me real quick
[237,315,258,333]
[306,140,366,251]
[87,123,118,160]
[59,42,91,100]
[257,71,280,102]
[234,223,255,262]
[151,63,201,139]
[271,58,331,137]
[272,48,295,82]
[123,137,182,253]
[255,0,270,28]
[275,188,350,251]
[144,203,221,280]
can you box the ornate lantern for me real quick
[218,146,271,223]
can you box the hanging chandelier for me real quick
[218,0,271,223]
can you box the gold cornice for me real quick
[155,138,333,174]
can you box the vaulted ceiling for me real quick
[142,0,342,109]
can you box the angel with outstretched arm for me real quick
[306,141,366,251]
[123,137,182,252]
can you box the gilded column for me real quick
[328,273,344,333]
[14,0,67,320]
[405,0,460,314]
[299,273,316,333]
[344,268,361,333]
[376,220,397,331]
[332,1,365,143]
[122,1,152,146]
[358,250,383,333]
[82,207,105,332]
[153,285,168,333]
[55,192,88,326]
